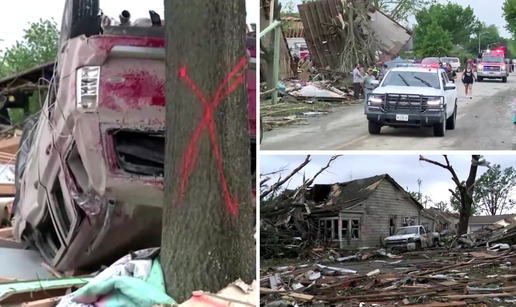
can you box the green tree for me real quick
[415,19,453,57]
[0,18,59,77]
[371,0,436,24]
[467,23,502,55]
[449,165,516,216]
[474,164,516,215]
[503,0,516,38]
[414,3,477,48]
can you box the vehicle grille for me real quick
[485,66,501,71]
[382,94,428,112]
[386,239,407,244]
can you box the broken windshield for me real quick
[394,227,419,235]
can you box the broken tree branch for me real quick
[290,155,341,201]
[420,155,462,187]
[261,155,312,199]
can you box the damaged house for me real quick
[306,174,441,250]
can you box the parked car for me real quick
[440,57,461,72]
[12,2,256,271]
[421,57,441,68]
[365,66,458,137]
[385,225,441,251]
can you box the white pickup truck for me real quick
[366,66,458,137]
[384,225,441,251]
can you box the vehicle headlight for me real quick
[368,95,383,106]
[427,97,443,108]
[477,64,483,70]
[408,237,416,242]
[76,66,101,110]
[502,65,506,71]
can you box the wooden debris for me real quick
[260,247,516,306]
[0,227,13,238]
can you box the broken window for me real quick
[389,218,396,235]
[403,216,417,226]
[319,218,339,241]
[351,219,360,239]
[342,220,348,239]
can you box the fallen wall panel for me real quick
[297,0,412,69]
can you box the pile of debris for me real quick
[260,247,516,307]
[0,227,256,307]
[260,77,358,131]
[456,217,516,249]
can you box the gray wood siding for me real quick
[420,216,435,232]
[341,179,421,249]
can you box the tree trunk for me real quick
[457,155,481,235]
[162,0,255,302]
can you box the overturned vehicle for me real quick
[12,1,256,271]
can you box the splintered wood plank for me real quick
[21,297,61,307]
[312,0,336,68]
[0,227,13,238]
[299,3,325,67]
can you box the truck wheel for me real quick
[502,77,507,83]
[477,77,483,82]
[415,241,422,250]
[59,0,101,50]
[446,104,457,130]
[433,118,445,137]
[368,120,382,135]
[433,238,439,246]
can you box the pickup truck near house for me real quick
[384,225,440,251]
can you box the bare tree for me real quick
[433,200,449,212]
[419,155,488,235]
[162,0,254,302]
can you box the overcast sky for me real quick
[261,154,516,211]
[281,0,511,38]
[0,0,258,49]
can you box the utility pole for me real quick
[478,31,488,53]
[162,0,255,302]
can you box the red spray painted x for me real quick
[177,56,248,217]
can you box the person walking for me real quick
[353,64,362,99]
[362,68,375,114]
[446,63,457,83]
[462,64,476,99]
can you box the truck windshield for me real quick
[482,56,504,63]
[382,71,440,89]
[395,227,418,235]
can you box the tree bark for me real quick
[162,0,254,302]
[457,155,481,235]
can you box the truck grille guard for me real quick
[371,93,443,113]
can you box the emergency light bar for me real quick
[395,63,420,67]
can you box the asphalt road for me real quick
[261,74,516,150]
